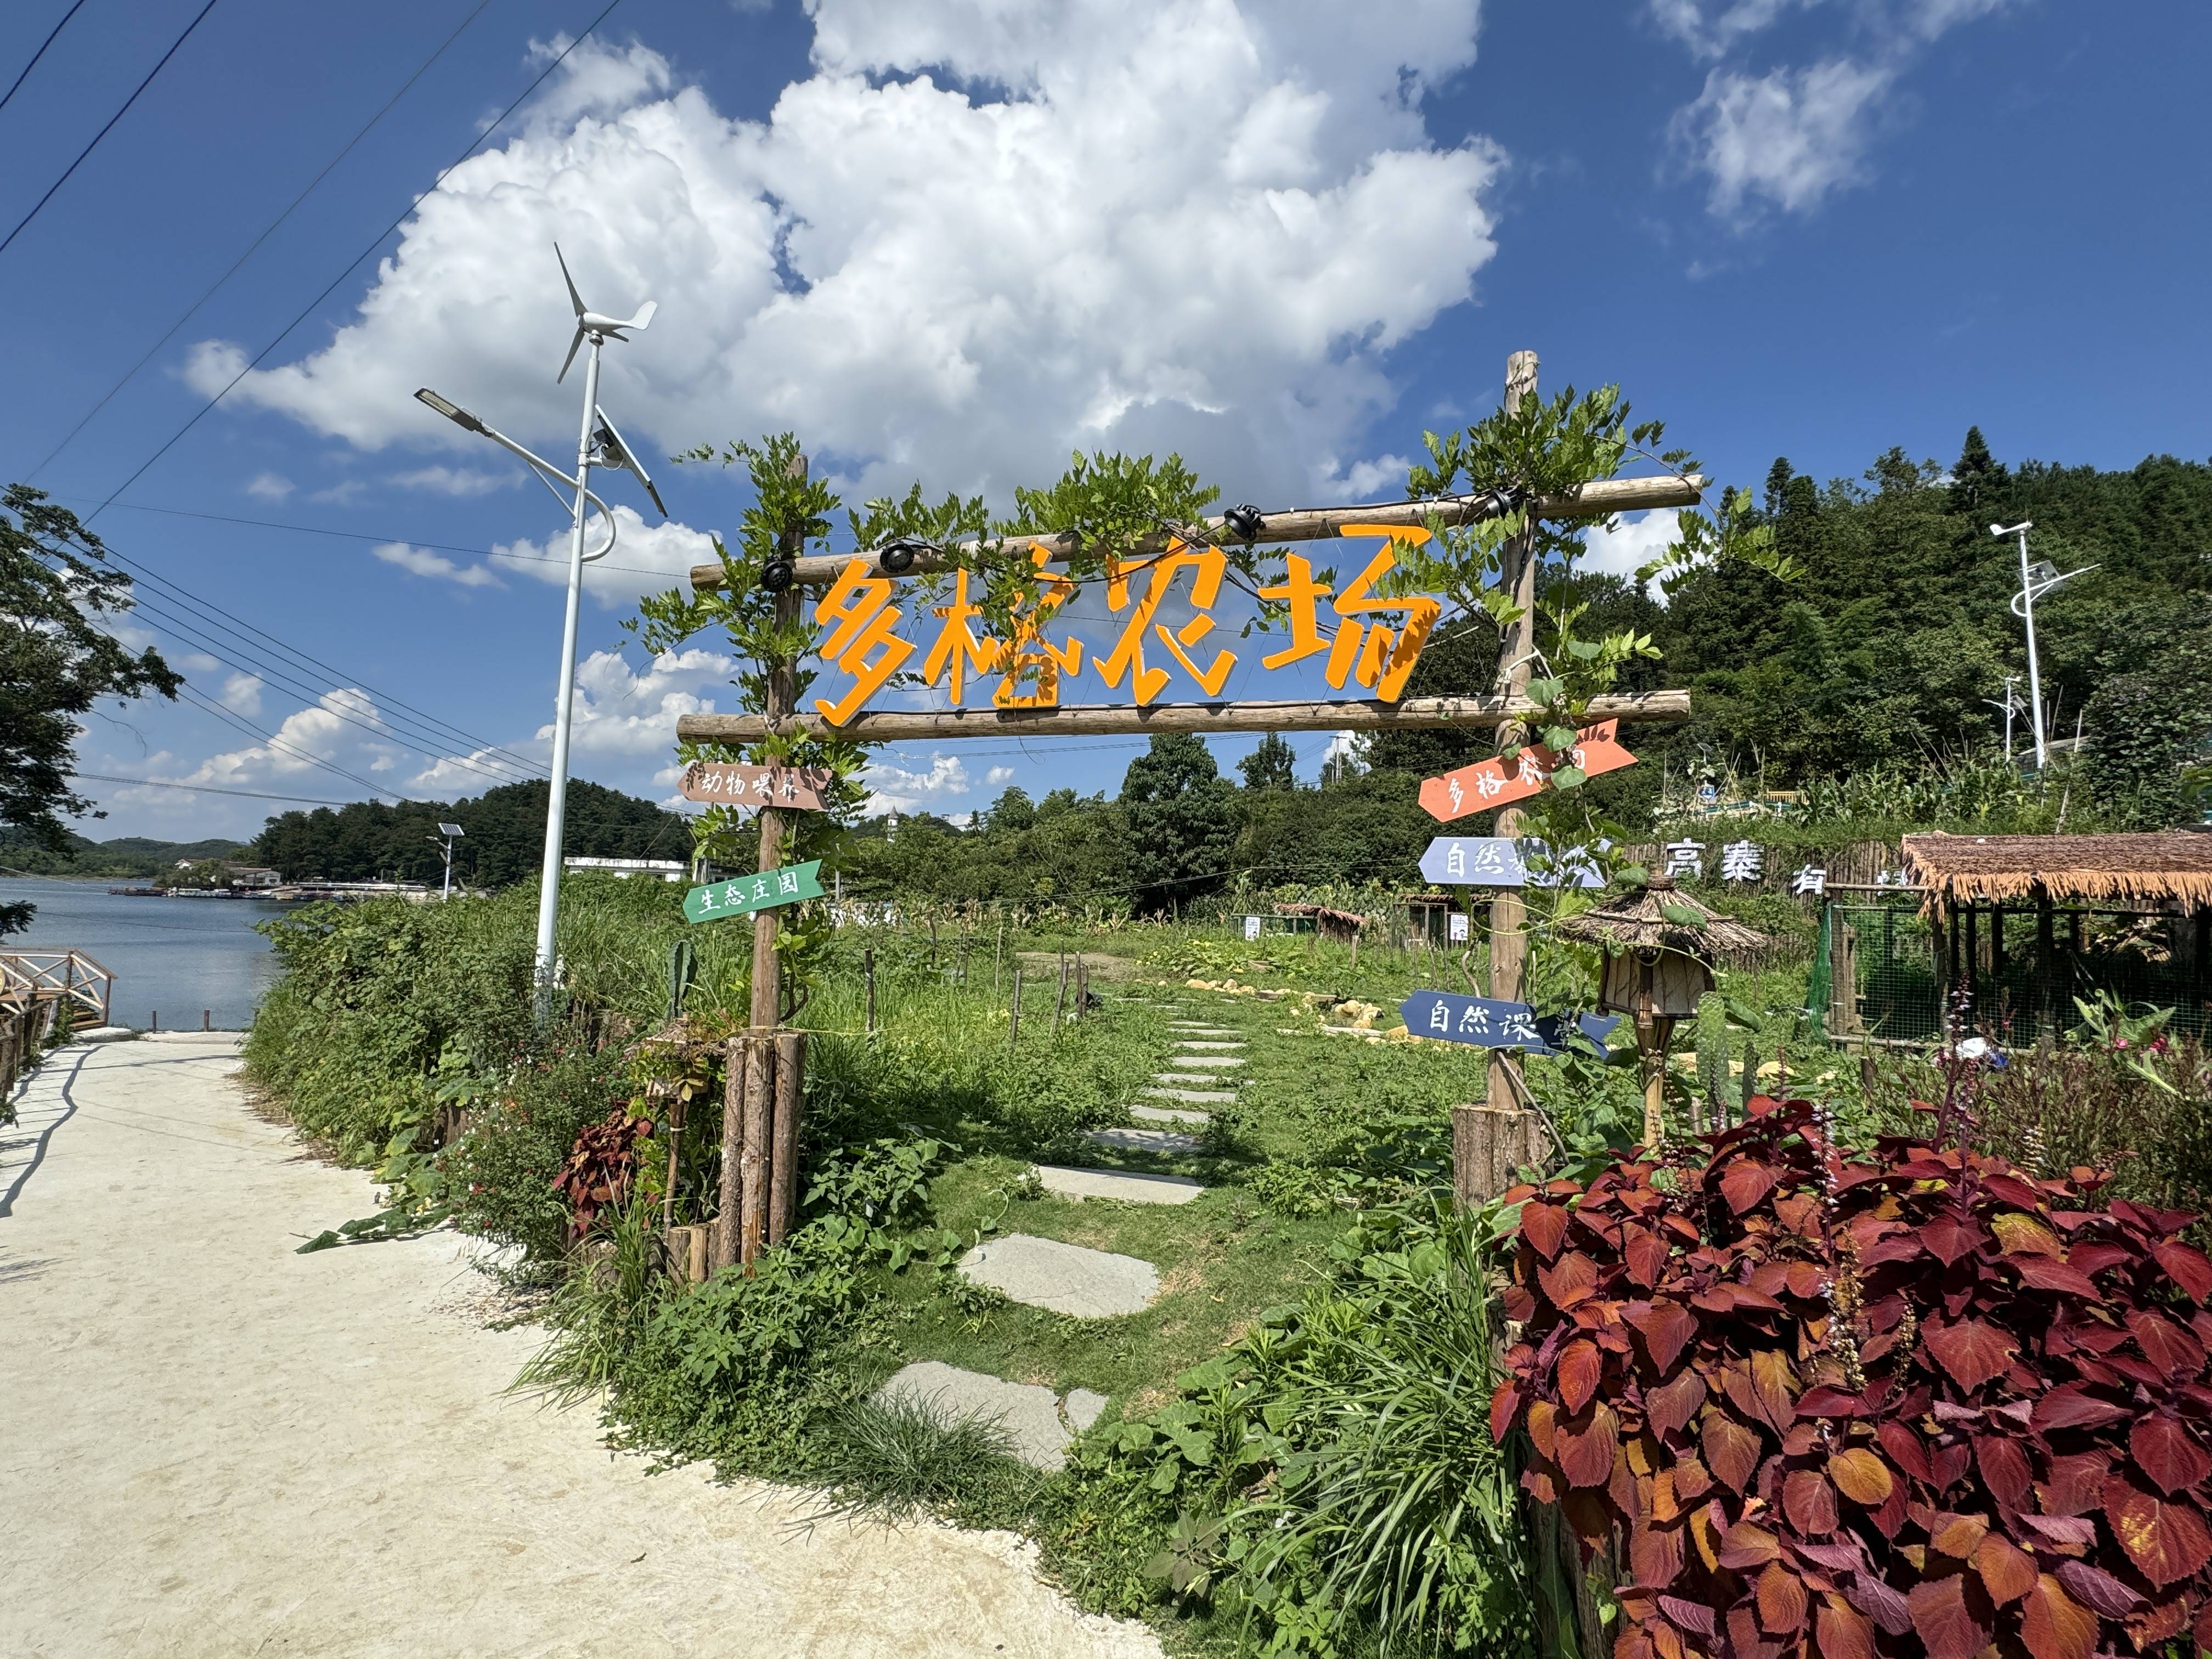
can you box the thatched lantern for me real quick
[1554,874,1769,1152]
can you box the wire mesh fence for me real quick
[1821,898,2212,1048]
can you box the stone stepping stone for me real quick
[1085,1125,1203,1154]
[1169,1054,1244,1069]
[1153,1069,1234,1085]
[1175,1039,1245,1049]
[961,1233,1160,1318]
[1169,1022,1237,1033]
[873,1361,1108,1471]
[1131,1103,1209,1125]
[1034,1164,1205,1204]
[1144,1086,1238,1103]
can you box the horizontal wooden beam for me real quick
[675,690,1691,745]
[687,473,1706,591]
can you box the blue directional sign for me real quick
[1419,837,1608,889]
[1399,991,1620,1057]
[1419,836,1524,886]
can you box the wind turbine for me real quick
[414,245,665,1013]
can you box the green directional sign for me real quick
[682,859,825,925]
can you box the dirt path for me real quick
[0,1034,1160,1659]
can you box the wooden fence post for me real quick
[1450,1102,1548,1201]
[740,1034,775,1264]
[769,1030,806,1246]
[1009,968,1022,1050]
[713,1036,745,1272]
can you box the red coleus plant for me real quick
[550,1105,654,1243]
[1492,1094,2212,1659]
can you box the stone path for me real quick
[1164,1054,1243,1069]
[1084,1126,1202,1154]
[874,1361,1107,1471]
[960,1234,1161,1318]
[1032,1165,1203,1205]
[1129,1104,1207,1125]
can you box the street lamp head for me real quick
[415,387,487,437]
[1990,521,2033,538]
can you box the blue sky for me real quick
[7,0,2207,844]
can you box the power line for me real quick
[0,0,89,120]
[168,679,402,801]
[25,0,499,479]
[0,0,224,259]
[86,0,630,523]
[70,773,359,806]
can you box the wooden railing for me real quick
[0,950,114,1028]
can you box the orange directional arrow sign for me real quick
[1418,719,1637,822]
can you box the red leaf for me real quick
[1844,1571,1914,1636]
[2128,1310,2206,1376]
[1647,1369,1707,1439]
[1558,1404,1620,1489]
[2033,1384,2130,1431]
[1657,1595,1717,1638]
[1719,1158,1782,1214]
[2041,1452,2111,1517]
[1627,1301,1696,1375]
[1921,1216,1984,1265]
[1928,1513,1989,1558]
[1815,1596,1877,1659]
[1784,1469,1839,1535]
[1973,1532,2038,1605]
[2153,1239,2212,1302]
[1704,1412,1763,1493]
[2018,1513,2097,1548]
[1922,1318,2018,1392]
[1489,1380,1520,1444]
[1974,1434,2035,1509]
[1862,1233,1928,1268]
[1876,1420,1933,1480]
[1538,1251,1600,1310]
[1559,1338,1603,1414]
[1756,1561,1808,1635]
[1629,1522,1685,1589]
[1521,1200,1570,1262]
[1750,1350,1798,1434]
[1827,1447,1894,1506]
[2050,1558,2145,1617]
[1624,1226,1668,1288]
[2103,1469,2212,1586]
[2021,1575,2098,1659]
[1797,1385,1869,1418]
[2011,1255,2103,1297]
[1909,1572,1993,1659]
[1786,1261,1826,1299]
[2131,1414,2212,1496]
[1719,1517,1782,1569]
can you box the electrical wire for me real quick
[25,0,499,479]
[0,0,89,120]
[84,0,630,524]
[70,773,360,806]
[0,0,223,259]
[167,679,403,800]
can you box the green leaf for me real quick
[1658,900,1707,928]
[1541,725,1578,753]
[1550,765,1587,790]
[1566,638,1601,660]
[1524,677,1564,704]
[1612,864,1650,886]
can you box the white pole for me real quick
[442,836,454,900]
[2002,675,2016,763]
[2017,526,2049,769]
[533,333,603,1009]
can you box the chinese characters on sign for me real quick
[1662,839,1706,879]
[679,763,833,810]
[1448,912,1470,943]
[1416,721,1638,823]
[682,860,827,926]
[1397,992,1619,1057]
[1418,837,1608,889]
[1244,915,1262,942]
[1790,864,1826,897]
[807,528,1446,725]
[1720,839,1763,883]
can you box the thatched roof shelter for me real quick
[1551,873,1770,957]
[1901,831,2212,915]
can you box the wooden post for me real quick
[768,1030,806,1246]
[1451,1102,1549,1200]
[2035,891,2056,1042]
[712,1037,745,1272]
[994,907,1005,994]
[739,1033,775,1264]
[1054,950,1069,1028]
[1468,349,1542,1202]
[864,946,877,1035]
[1640,1015,1674,1152]
[1075,955,1088,1020]
[1009,968,1022,1049]
[1742,1042,1758,1111]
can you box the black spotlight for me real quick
[879,537,928,574]
[1223,503,1265,541]
[760,557,797,592]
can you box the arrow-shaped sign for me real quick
[1398,991,1620,1056]
[683,859,826,924]
[1418,837,1610,888]
[1418,720,1637,823]
[680,762,833,810]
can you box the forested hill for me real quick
[0,829,249,878]
[250,779,689,886]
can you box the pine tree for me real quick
[1948,425,2010,515]
[1237,733,1298,792]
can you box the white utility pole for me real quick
[1983,673,2019,763]
[414,247,664,1013]
[427,821,465,899]
[1993,522,2095,772]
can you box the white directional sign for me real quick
[1419,837,1607,889]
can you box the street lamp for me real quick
[427,821,465,899]
[1991,522,2096,770]
[414,246,667,1012]
[1982,673,2020,764]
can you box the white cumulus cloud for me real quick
[537,647,737,760]
[390,464,514,496]
[244,471,293,500]
[185,3,1500,507]
[866,753,972,815]
[1672,58,1893,220]
[492,506,724,605]
[219,672,264,716]
[373,540,504,588]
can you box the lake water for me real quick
[0,879,291,1031]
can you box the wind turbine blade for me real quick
[623,299,657,333]
[557,325,585,383]
[554,243,585,320]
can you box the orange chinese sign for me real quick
[808,527,1444,726]
[1418,720,1637,822]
